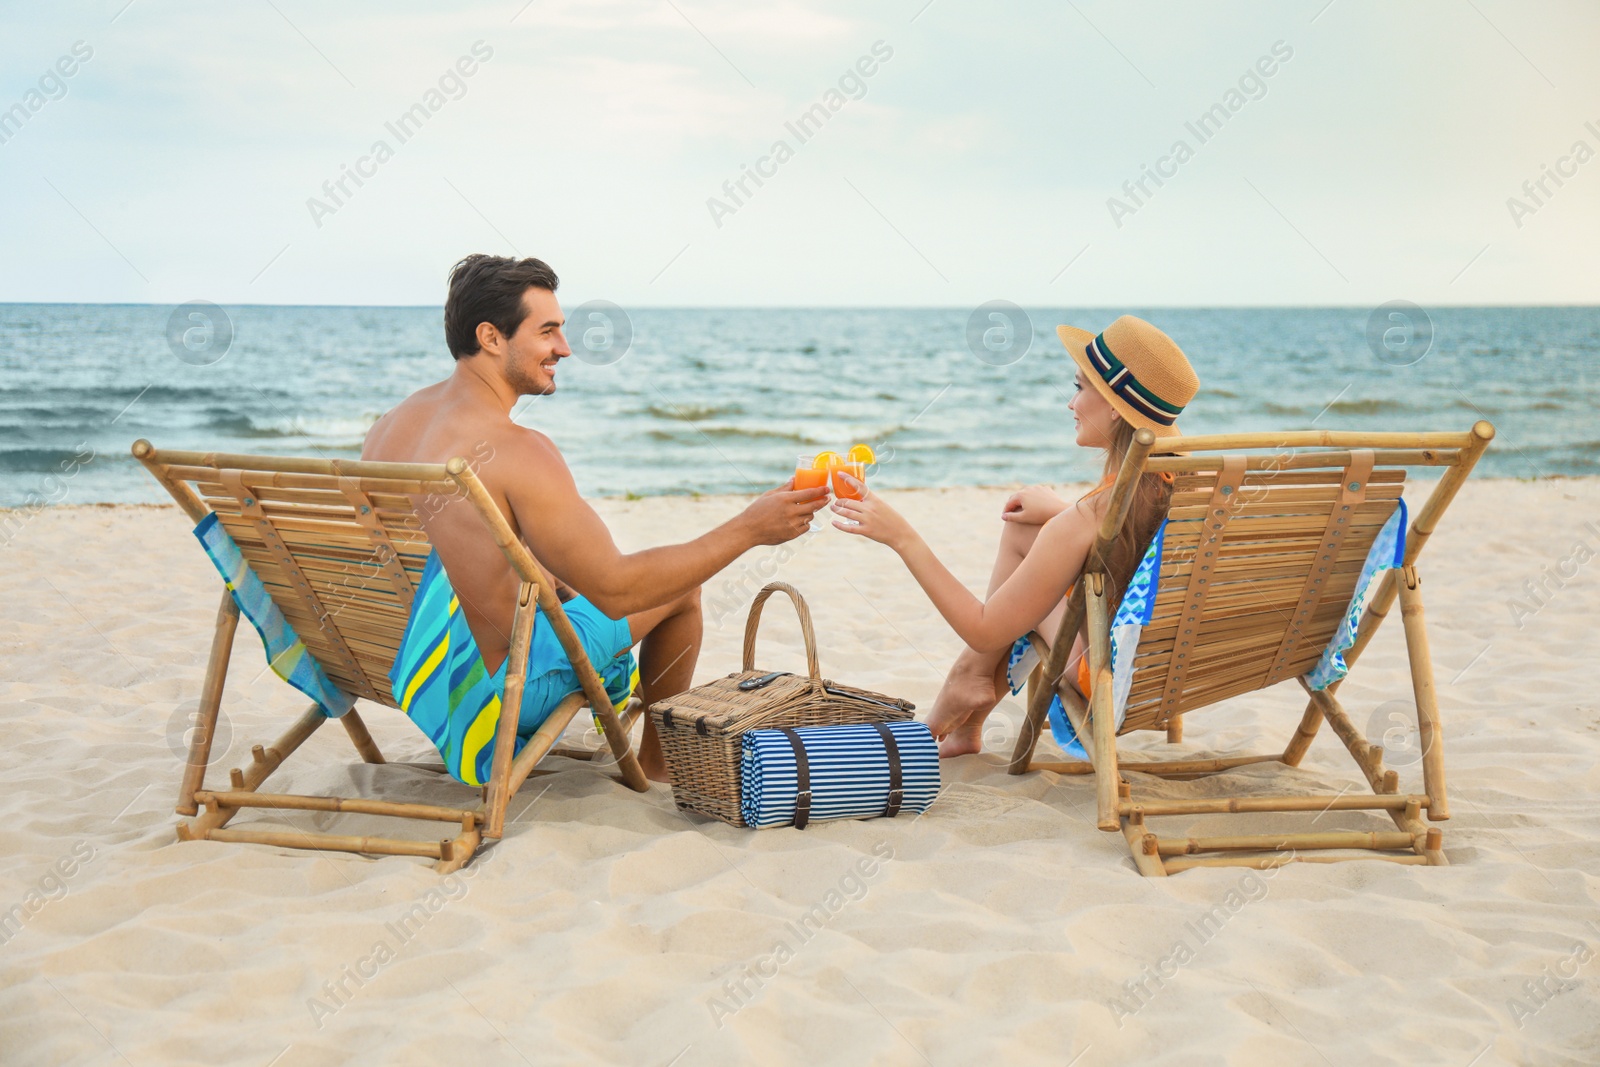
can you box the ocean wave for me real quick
[0,447,100,472]
[646,425,809,443]
[0,405,112,423]
[642,402,744,421]
[1327,398,1408,415]
[206,412,380,438]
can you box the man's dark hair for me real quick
[443,254,560,359]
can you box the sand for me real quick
[1,479,1598,1066]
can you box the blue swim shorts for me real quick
[493,595,638,736]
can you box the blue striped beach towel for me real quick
[740,720,940,828]
[192,512,354,719]
[1305,498,1407,690]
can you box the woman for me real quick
[833,315,1200,757]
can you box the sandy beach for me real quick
[2,479,1598,1066]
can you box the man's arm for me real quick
[496,430,824,619]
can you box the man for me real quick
[364,255,827,780]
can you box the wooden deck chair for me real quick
[132,440,649,873]
[1007,422,1495,876]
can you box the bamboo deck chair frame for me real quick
[132,440,650,873]
[1006,421,1495,876]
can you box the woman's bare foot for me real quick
[926,652,1000,741]
[936,714,986,758]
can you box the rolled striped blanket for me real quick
[740,720,940,829]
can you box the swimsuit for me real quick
[390,551,637,786]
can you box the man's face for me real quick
[502,287,571,396]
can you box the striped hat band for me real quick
[1085,333,1186,427]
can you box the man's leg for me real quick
[926,515,1046,756]
[623,586,702,781]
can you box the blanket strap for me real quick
[1263,450,1375,687]
[872,723,904,818]
[1158,455,1246,721]
[780,727,812,830]
[218,470,377,702]
[337,477,416,609]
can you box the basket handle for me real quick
[742,581,822,681]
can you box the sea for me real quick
[0,304,1595,509]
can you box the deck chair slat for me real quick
[1136,604,1354,702]
[1164,527,1389,563]
[233,552,419,608]
[1150,567,1366,615]
[1162,510,1394,539]
[212,507,381,543]
[1159,565,1365,603]
[1159,510,1394,550]
[222,509,406,544]
[237,548,422,594]
[204,486,433,535]
[288,587,410,628]
[1164,497,1399,524]
[230,485,368,509]
[1172,652,1327,713]
[226,530,425,584]
[220,514,432,559]
[183,469,461,499]
[1159,546,1378,587]
[1139,594,1359,657]
[1169,467,1405,494]
[1144,600,1351,649]
[1133,613,1350,701]
[1150,448,1453,475]
[1133,610,1350,690]
[243,572,414,635]
[222,484,433,522]
[1166,480,1403,508]
[231,540,420,598]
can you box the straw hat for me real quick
[1057,315,1199,439]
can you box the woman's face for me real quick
[1069,369,1122,448]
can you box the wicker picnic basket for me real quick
[650,581,915,826]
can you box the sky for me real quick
[0,0,1596,307]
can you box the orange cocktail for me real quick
[794,455,830,491]
[830,461,866,499]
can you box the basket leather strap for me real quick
[780,727,811,829]
[871,722,904,818]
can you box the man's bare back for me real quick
[363,256,826,777]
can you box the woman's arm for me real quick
[832,479,1098,652]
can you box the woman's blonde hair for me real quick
[1079,418,1172,615]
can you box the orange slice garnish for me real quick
[812,451,841,469]
[847,443,876,465]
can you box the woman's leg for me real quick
[925,516,1046,756]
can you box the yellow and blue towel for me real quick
[193,513,354,719]
[389,551,638,786]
